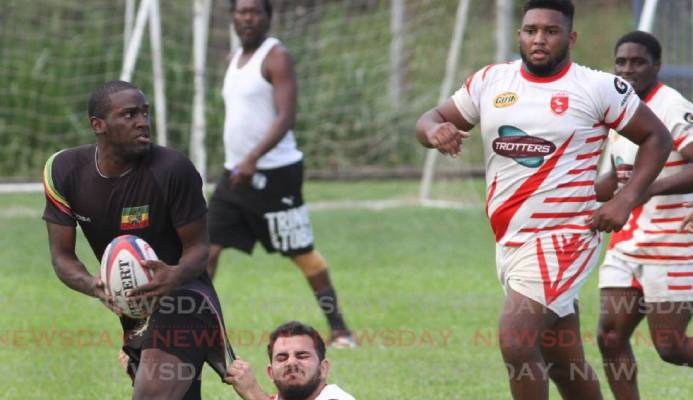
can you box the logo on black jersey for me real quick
[614,77,628,94]
[121,205,150,230]
[685,112,693,124]
[492,125,557,168]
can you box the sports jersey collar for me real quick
[642,82,664,104]
[94,145,133,179]
[520,61,573,83]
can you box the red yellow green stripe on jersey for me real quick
[120,206,150,230]
[43,151,72,216]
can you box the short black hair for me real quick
[523,0,575,29]
[615,30,662,62]
[267,321,326,362]
[229,0,273,20]
[88,80,139,118]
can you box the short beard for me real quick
[276,372,321,400]
[520,45,569,76]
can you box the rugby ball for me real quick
[100,235,158,319]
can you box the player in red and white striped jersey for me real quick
[416,2,672,399]
[596,31,693,400]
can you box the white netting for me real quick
[3,0,687,207]
[0,0,497,184]
[647,0,693,99]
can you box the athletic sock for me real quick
[314,286,348,333]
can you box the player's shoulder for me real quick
[464,60,519,93]
[571,63,638,105]
[144,145,203,190]
[146,145,196,171]
[45,144,94,175]
[649,84,693,129]
[265,37,294,67]
[570,63,622,88]
[266,37,286,52]
[654,84,690,106]
[474,60,519,82]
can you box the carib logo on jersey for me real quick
[492,125,556,168]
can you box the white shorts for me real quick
[599,251,693,303]
[496,233,602,317]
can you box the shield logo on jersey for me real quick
[550,93,569,115]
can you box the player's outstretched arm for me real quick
[224,359,272,400]
[588,103,672,232]
[128,216,209,300]
[46,222,121,315]
[416,98,473,157]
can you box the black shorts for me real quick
[121,283,234,399]
[208,160,314,256]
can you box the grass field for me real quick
[1,180,692,399]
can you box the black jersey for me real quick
[43,144,234,381]
[43,143,206,265]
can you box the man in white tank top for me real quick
[207,0,356,348]
[595,31,693,400]
[416,1,672,399]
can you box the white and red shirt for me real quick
[270,384,355,400]
[452,60,640,246]
[603,83,693,264]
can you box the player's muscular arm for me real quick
[129,217,209,299]
[416,98,473,156]
[47,222,98,295]
[589,103,672,232]
[648,141,693,196]
[46,222,120,314]
[232,46,297,186]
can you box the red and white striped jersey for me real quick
[452,60,640,246]
[603,83,693,264]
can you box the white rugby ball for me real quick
[100,235,158,319]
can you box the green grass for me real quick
[1,180,692,399]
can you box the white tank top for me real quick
[222,37,303,170]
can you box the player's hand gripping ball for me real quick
[100,235,158,319]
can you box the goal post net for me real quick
[0,0,497,200]
[2,1,688,207]
[635,0,692,99]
